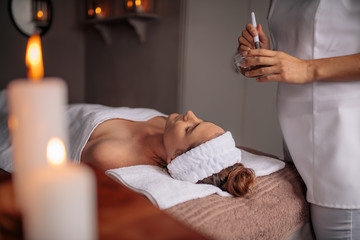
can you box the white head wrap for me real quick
[167,131,242,183]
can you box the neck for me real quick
[142,133,168,167]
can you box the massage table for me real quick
[0,91,314,239]
[0,166,208,240]
[0,163,314,240]
[166,163,314,239]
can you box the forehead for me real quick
[188,121,224,147]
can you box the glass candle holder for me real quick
[233,53,269,78]
[124,0,155,13]
[87,0,111,19]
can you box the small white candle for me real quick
[7,35,68,208]
[23,138,97,240]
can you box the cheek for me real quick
[163,128,176,153]
[163,126,183,157]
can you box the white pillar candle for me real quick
[7,78,68,208]
[7,34,97,240]
[23,164,97,240]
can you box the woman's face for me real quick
[163,110,225,164]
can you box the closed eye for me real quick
[186,122,201,135]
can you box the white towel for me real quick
[66,104,167,162]
[105,150,285,209]
[0,102,167,172]
[168,131,242,183]
[106,165,231,209]
[240,150,285,177]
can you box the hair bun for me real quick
[223,163,256,197]
[198,163,255,197]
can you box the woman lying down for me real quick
[69,104,256,197]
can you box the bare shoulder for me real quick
[81,138,132,170]
[81,116,166,170]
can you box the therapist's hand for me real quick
[238,24,270,51]
[242,49,314,84]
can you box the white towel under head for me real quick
[167,131,242,183]
[106,150,285,209]
[106,165,231,209]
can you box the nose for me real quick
[184,110,197,121]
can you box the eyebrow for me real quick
[191,119,217,133]
[189,122,202,135]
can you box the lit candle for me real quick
[8,35,96,238]
[23,138,97,240]
[7,34,68,208]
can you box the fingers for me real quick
[242,55,276,68]
[238,36,252,49]
[244,65,278,79]
[257,24,270,50]
[246,23,258,38]
[244,53,308,84]
[238,23,271,53]
[241,53,280,79]
[244,48,278,57]
[238,44,251,52]
[238,24,258,51]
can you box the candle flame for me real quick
[95,7,102,14]
[37,10,44,20]
[25,35,44,81]
[46,137,67,166]
[127,0,133,8]
[88,8,94,16]
[135,0,142,7]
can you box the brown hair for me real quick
[197,163,256,197]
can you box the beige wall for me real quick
[84,0,182,114]
[0,0,283,157]
[180,0,283,157]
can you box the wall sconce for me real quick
[86,0,156,19]
[87,0,111,19]
[124,0,155,13]
[32,0,51,23]
[9,0,52,37]
[85,0,158,44]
